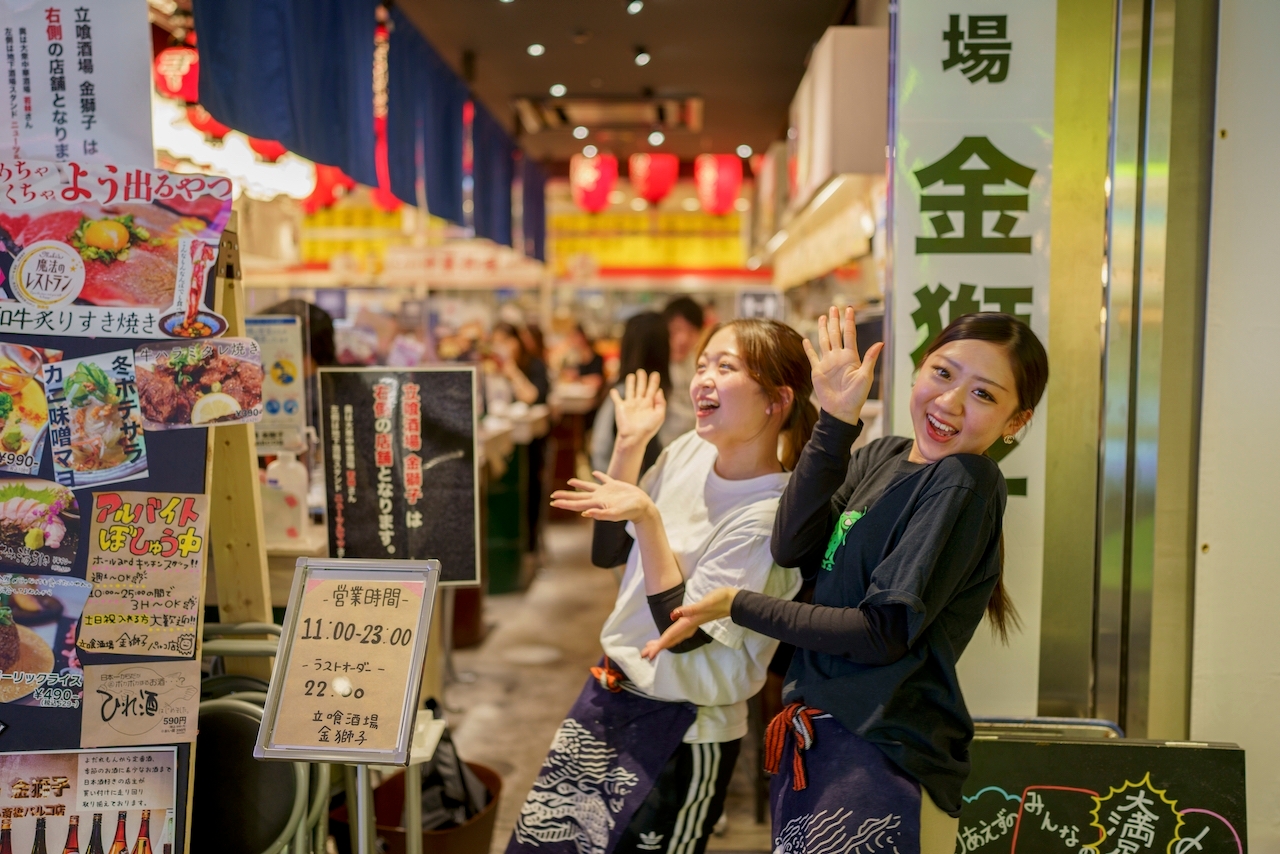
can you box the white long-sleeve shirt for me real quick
[600,432,802,743]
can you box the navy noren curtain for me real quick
[193,0,379,188]
[385,8,466,224]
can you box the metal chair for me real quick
[193,697,310,854]
[199,623,332,853]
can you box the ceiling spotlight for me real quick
[627,0,644,13]
[549,83,567,97]
[648,130,665,146]
[527,43,546,56]
[681,197,699,212]
[734,197,750,212]
[500,0,514,3]
[634,47,651,66]
[573,126,589,139]
[582,144,599,157]
[736,144,753,158]
[630,197,648,211]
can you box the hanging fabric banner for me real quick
[889,1,1056,715]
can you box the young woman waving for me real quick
[507,319,816,854]
[644,308,1049,853]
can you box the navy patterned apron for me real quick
[767,703,923,854]
[506,660,697,854]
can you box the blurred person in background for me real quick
[492,321,551,551]
[521,323,547,364]
[492,322,550,406]
[589,311,669,478]
[561,323,605,395]
[659,297,705,447]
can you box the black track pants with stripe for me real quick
[615,739,742,854]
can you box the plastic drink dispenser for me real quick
[264,451,309,544]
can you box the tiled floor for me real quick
[446,520,771,854]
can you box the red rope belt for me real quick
[764,702,825,791]
[590,657,626,693]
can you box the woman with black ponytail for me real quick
[644,308,1049,853]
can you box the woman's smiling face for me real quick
[909,338,1030,462]
[690,328,775,447]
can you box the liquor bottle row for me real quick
[0,810,169,854]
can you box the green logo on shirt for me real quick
[822,508,865,571]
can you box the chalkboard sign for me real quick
[317,367,479,585]
[959,737,1246,853]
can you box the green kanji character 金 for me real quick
[914,137,1036,254]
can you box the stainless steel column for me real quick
[1097,0,1217,737]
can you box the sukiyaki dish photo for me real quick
[0,203,217,308]
[135,338,265,430]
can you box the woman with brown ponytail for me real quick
[644,308,1049,853]
[506,319,816,854]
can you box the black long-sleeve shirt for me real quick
[731,411,1007,818]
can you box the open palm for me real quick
[612,368,666,445]
[805,306,883,425]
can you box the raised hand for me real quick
[640,587,738,660]
[550,472,656,523]
[804,306,884,426]
[612,368,666,447]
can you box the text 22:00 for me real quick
[299,619,412,646]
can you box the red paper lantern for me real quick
[153,47,200,103]
[628,153,678,204]
[570,153,618,214]
[248,137,288,162]
[695,154,743,216]
[185,104,230,140]
[303,165,357,215]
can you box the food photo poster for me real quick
[0,159,244,752]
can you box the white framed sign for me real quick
[255,557,440,765]
[735,288,785,321]
[889,1,1056,715]
[246,315,307,453]
[0,0,154,166]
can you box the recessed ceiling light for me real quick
[681,197,699,212]
[736,144,753,158]
[734,197,750,212]
[549,84,567,97]
[630,197,648,211]
[648,130,665,146]
[627,0,644,13]
[582,144,599,157]
[500,0,514,4]
[573,126,589,140]
[608,190,626,204]
[527,43,545,56]
[634,47,651,66]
